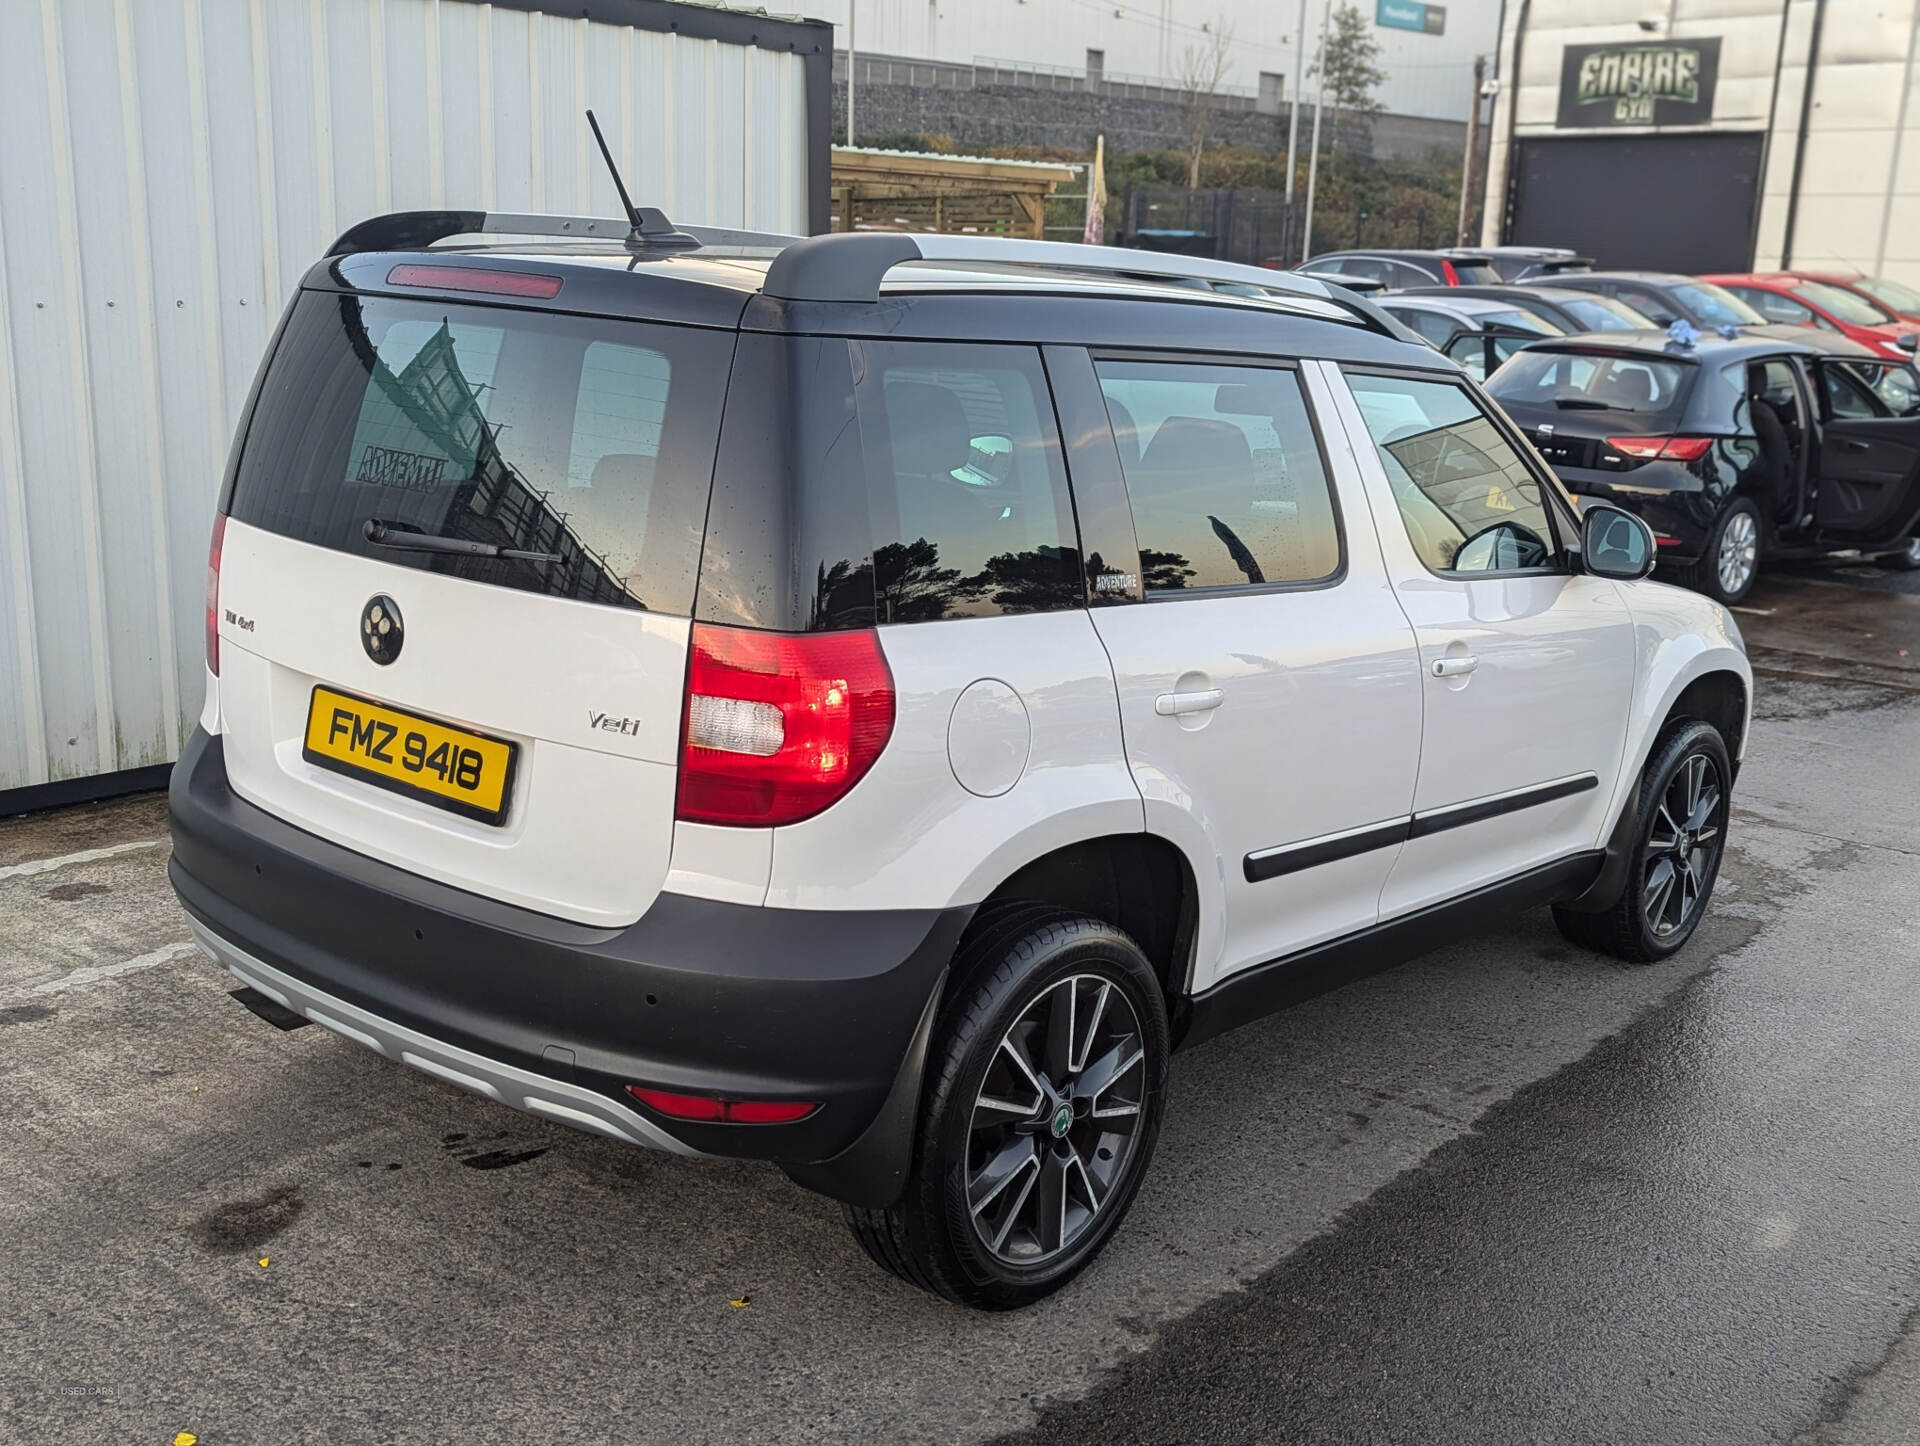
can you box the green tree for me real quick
[1311,3,1388,154]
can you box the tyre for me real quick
[1883,535,1920,572]
[1673,497,1762,605]
[1553,719,1731,963]
[845,906,1171,1310]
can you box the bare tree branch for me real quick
[1177,21,1236,188]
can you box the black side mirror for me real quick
[1581,504,1657,581]
[1898,333,1918,353]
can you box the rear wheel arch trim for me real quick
[958,831,1205,1006]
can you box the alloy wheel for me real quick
[1718,510,1759,596]
[1643,752,1725,939]
[966,974,1147,1266]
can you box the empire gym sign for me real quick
[1557,37,1720,128]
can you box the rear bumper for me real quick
[168,728,969,1201]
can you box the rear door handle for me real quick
[1432,656,1479,678]
[1839,438,1870,453]
[1154,688,1225,716]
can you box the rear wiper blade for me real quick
[363,518,561,564]
[1552,397,1611,410]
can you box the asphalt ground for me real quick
[2,557,1917,1445]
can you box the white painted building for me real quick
[1484,0,1920,282]
[819,0,1501,122]
[0,0,830,809]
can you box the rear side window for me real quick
[1489,349,1693,416]
[853,342,1081,623]
[1094,359,1341,590]
[695,337,1082,632]
[226,291,731,614]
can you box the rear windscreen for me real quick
[224,291,733,615]
[1488,349,1694,417]
[1449,263,1501,284]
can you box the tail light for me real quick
[205,512,228,675]
[675,622,895,827]
[1440,259,1460,284]
[626,1086,819,1125]
[1607,435,1714,462]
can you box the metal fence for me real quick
[1120,184,1457,266]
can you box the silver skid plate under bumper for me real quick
[189,919,699,1156]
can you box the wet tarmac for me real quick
[2,559,1917,1444]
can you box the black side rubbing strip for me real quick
[1244,818,1412,884]
[1408,773,1599,840]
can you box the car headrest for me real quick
[883,380,972,477]
[1140,416,1253,482]
[1105,397,1142,471]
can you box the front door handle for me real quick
[1432,655,1479,678]
[1155,688,1225,716]
[1839,438,1870,453]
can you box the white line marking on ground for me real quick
[31,940,198,996]
[0,838,166,881]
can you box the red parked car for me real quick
[1703,272,1920,359]
[1795,271,1920,324]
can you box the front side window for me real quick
[1094,359,1342,591]
[1347,373,1559,575]
[1822,359,1920,418]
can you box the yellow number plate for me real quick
[302,686,518,824]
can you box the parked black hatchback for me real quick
[1487,326,1920,602]
[1527,271,1765,333]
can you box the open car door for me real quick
[1812,358,1920,545]
[1442,325,1545,383]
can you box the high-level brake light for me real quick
[385,264,564,299]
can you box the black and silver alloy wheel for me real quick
[1641,752,1725,939]
[1716,507,1759,600]
[967,974,1146,1265]
[845,906,1170,1310]
[1554,718,1733,963]
[1677,497,1763,604]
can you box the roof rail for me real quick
[325,209,801,257]
[759,233,1398,333]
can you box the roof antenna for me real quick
[585,109,697,251]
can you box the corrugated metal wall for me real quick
[0,0,824,800]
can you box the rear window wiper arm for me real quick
[363,518,561,564]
